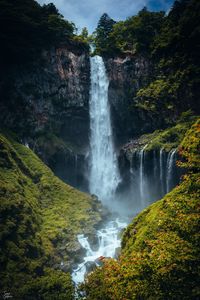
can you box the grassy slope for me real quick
[126,113,198,153]
[0,133,102,299]
[82,120,200,300]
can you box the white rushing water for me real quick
[72,219,127,283]
[89,55,120,204]
[159,148,164,195]
[166,149,177,192]
[139,145,148,207]
[72,56,125,284]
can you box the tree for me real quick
[80,27,89,40]
[94,13,116,53]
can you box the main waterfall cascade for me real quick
[89,55,120,204]
[71,56,180,284]
[72,56,126,284]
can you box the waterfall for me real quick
[72,56,125,284]
[159,148,164,195]
[139,145,147,207]
[166,149,177,193]
[89,55,120,203]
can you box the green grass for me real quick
[0,132,102,299]
[127,115,198,153]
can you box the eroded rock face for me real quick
[104,55,151,143]
[0,44,90,149]
[0,43,91,189]
[0,48,153,191]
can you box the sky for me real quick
[36,0,174,33]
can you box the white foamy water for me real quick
[166,149,177,192]
[72,219,127,284]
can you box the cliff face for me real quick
[104,55,151,143]
[0,43,91,188]
[0,47,154,189]
[0,44,90,149]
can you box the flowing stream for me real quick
[72,219,127,283]
[72,56,125,284]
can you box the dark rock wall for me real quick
[0,48,155,190]
[0,43,91,189]
[0,45,90,149]
[104,55,152,144]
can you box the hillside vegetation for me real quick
[94,0,200,127]
[81,119,200,299]
[0,132,102,299]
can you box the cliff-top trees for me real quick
[94,13,116,54]
[94,8,165,55]
[0,0,75,65]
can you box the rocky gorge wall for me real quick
[0,41,91,188]
[0,43,154,191]
[104,55,152,144]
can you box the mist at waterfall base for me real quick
[71,56,181,284]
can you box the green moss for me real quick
[0,132,102,299]
[130,114,198,152]
[81,120,200,299]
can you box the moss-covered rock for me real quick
[122,113,198,155]
[81,120,200,299]
[0,132,102,299]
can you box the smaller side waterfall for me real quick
[166,149,177,192]
[159,148,164,195]
[139,145,147,207]
[128,147,179,210]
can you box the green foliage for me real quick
[81,121,200,299]
[135,78,178,115]
[178,119,200,171]
[73,27,92,46]
[20,269,74,300]
[0,132,102,298]
[0,0,75,65]
[79,27,89,42]
[137,113,197,152]
[134,0,200,121]
[124,112,197,153]
[93,1,199,123]
[94,13,116,55]
[94,8,164,55]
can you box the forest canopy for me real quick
[0,0,75,64]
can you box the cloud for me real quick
[36,0,174,33]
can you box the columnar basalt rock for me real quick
[0,44,90,149]
[104,55,151,143]
[0,42,91,188]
